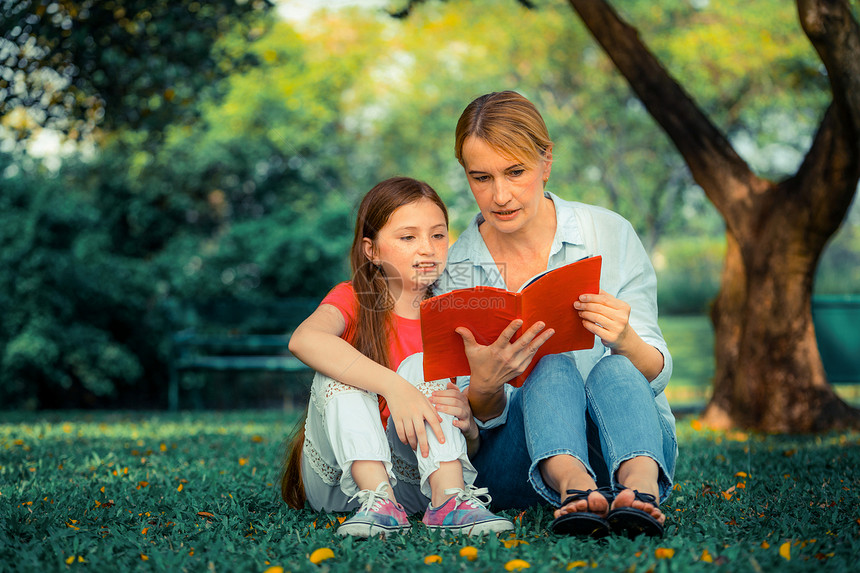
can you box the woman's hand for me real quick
[575,289,633,351]
[383,380,445,458]
[575,289,665,382]
[429,381,477,441]
[456,319,554,420]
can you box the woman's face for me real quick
[461,136,552,235]
[363,198,449,294]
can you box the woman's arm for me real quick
[288,304,445,456]
[574,289,664,381]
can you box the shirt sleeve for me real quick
[614,223,673,396]
[320,282,357,343]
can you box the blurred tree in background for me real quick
[1,0,857,409]
[0,0,272,142]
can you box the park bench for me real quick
[168,331,312,411]
[812,295,860,384]
[166,297,319,411]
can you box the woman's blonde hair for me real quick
[454,91,553,166]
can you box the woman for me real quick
[430,91,677,538]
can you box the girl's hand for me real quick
[429,381,477,442]
[575,289,632,351]
[383,381,445,458]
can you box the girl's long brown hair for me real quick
[281,177,448,509]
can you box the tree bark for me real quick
[568,0,860,431]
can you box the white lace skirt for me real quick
[301,353,477,514]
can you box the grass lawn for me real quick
[2,410,858,572]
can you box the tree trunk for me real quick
[568,0,860,431]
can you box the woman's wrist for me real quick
[467,387,507,422]
[610,330,664,382]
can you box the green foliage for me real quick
[1,410,858,571]
[0,14,363,408]
[0,0,273,141]
[1,0,858,409]
[815,205,860,295]
[654,236,726,315]
[0,155,167,408]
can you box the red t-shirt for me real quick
[320,281,423,425]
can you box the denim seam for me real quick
[584,385,615,472]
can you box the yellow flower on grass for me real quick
[65,556,75,565]
[502,538,529,548]
[140,554,149,561]
[567,561,588,569]
[263,567,284,573]
[780,541,791,561]
[700,549,713,563]
[239,457,249,466]
[761,541,770,549]
[424,555,442,564]
[459,546,478,561]
[504,559,531,571]
[655,547,675,559]
[309,547,335,564]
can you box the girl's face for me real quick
[461,136,552,235]
[363,198,449,293]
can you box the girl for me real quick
[281,177,512,538]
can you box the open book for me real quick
[420,256,602,387]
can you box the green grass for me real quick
[2,410,858,572]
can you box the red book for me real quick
[420,256,602,387]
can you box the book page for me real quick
[520,255,602,354]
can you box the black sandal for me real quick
[606,485,664,538]
[549,487,613,538]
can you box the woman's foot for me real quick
[610,486,664,525]
[549,487,614,538]
[553,487,610,519]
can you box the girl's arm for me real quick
[288,304,446,457]
[429,381,480,457]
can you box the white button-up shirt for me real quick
[436,192,675,431]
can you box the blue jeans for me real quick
[471,354,676,509]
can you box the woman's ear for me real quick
[544,144,553,168]
[362,237,377,264]
[542,144,553,182]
